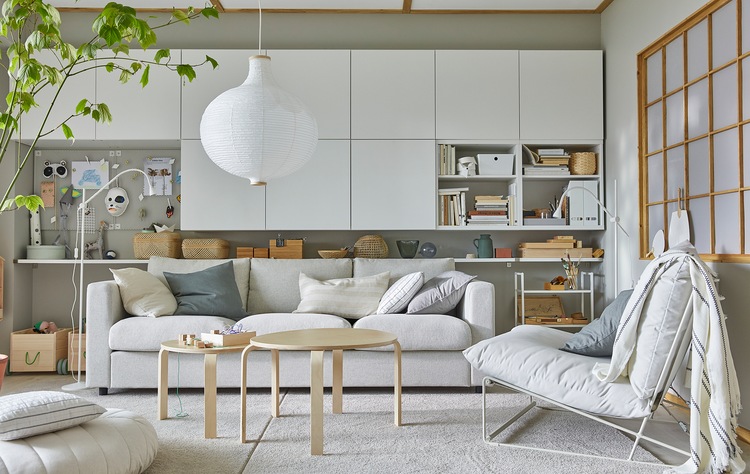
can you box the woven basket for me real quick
[133,232,182,259]
[182,238,230,259]
[318,249,348,259]
[353,235,389,258]
[569,152,597,175]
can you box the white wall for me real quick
[601,0,750,427]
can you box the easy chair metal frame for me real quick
[480,310,694,466]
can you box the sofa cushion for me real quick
[148,256,251,311]
[110,315,237,351]
[353,314,472,351]
[236,313,351,336]
[377,272,424,314]
[407,271,476,314]
[294,272,390,319]
[247,258,352,314]
[110,267,177,317]
[164,261,248,320]
[561,289,633,357]
[353,258,454,286]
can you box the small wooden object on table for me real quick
[158,331,256,439]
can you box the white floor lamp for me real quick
[62,168,154,391]
[552,180,631,298]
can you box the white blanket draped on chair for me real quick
[594,242,744,474]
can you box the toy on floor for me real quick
[33,321,58,334]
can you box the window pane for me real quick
[666,92,684,146]
[714,192,740,254]
[648,102,663,153]
[712,1,737,67]
[689,197,711,253]
[687,79,709,138]
[742,57,750,120]
[744,125,750,187]
[648,153,664,202]
[713,128,739,192]
[744,0,750,53]
[647,51,663,102]
[665,36,684,92]
[667,146,685,200]
[745,192,750,253]
[687,19,709,82]
[712,64,738,130]
[688,138,710,196]
[649,204,664,249]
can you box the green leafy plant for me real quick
[0,0,219,213]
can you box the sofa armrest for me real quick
[456,280,495,345]
[85,281,127,390]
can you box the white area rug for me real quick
[2,376,676,473]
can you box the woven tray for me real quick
[133,232,182,259]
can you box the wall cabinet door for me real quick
[351,50,435,139]
[519,50,603,140]
[266,140,350,230]
[436,50,520,140]
[95,49,181,140]
[351,140,436,230]
[181,49,254,140]
[267,50,350,139]
[20,50,96,141]
[180,140,265,230]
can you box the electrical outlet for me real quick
[506,262,512,268]
[115,223,121,229]
[34,150,42,157]
[115,150,121,157]
[109,150,115,157]
[108,223,115,230]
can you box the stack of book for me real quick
[521,145,571,176]
[517,235,593,258]
[467,195,509,225]
[438,187,468,226]
[439,144,457,175]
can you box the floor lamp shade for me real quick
[200,55,318,186]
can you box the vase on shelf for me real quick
[396,240,419,259]
[473,234,493,259]
[565,267,579,290]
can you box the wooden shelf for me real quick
[455,258,602,263]
[438,174,516,182]
[437,225,603,231]
[521,174,599,180]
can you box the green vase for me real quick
[473,234,493,259]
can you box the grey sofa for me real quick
[86,257,495,394]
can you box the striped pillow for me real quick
[294,271,390,319]
[0,391,106,440]
[377,272,424,314]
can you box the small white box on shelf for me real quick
[478,154,514,175]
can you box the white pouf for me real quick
[0,408,158,474]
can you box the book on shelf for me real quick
[518,241,575,249]
[468,210,507,216]
[523,165,570,176]
[439,144,457,175]
[518,247,593,258]
[536,148,566,155]
[438,188,467,226]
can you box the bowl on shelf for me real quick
[318,249,349,259]
[396,240,419,259]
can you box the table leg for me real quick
[204,353,218,439]
[332,349,343,414]
[393,341,402,426]
[240,345,257,444]
[310,350,324,455]
[271,349,280,417]
[157,348,168,420]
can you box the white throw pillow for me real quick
[293,271,390,319]
[377,272,424,314]
[0,391,106,441]
[111,267,178,317]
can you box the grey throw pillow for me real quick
[407,271,476,314]
[164,261,248,320]
[560,289,634,357]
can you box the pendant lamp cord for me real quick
[258,0,262,54]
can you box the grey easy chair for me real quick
[464,245,728,467]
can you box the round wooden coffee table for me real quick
[239,328,401,455]
[158,340,248,439]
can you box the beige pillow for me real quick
[111,268,177,317]
[293,271,390,319]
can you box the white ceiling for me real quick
[49,0,610,13]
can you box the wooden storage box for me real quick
[544,283,566,291]
[133,232,182,259]
[269,239,303,259]
[182,238,230,259]
[10,328,72,372]
[236,247,254,258]
[68,331,86,372]
[200,331,256,347]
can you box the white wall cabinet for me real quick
[351,50,435,139]
[180,49,254,140]
[351,140,436,230]
[266,140,350,230]
[436,50,520,140]
[20,50,96,142]
[95,49,181,140]
[519,50,603,140]
[180,140,265,230]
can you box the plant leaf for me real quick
[201,7,219,19]
[61,123,74,140]
[75,98,88,114]
[176,64,196,82]
[206,55,218,69]
[154,48,170,64]
[139,64,150,88]
[172,9,189,25]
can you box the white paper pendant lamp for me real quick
[200,55,318,186]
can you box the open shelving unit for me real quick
[514,271,595,328]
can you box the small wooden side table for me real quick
[158,340,248,439]
[240,328,402,455]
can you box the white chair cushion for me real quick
[354,314,472,351]
[464,325,651,419]
[110,315,237,351]
[236,313,351,336]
